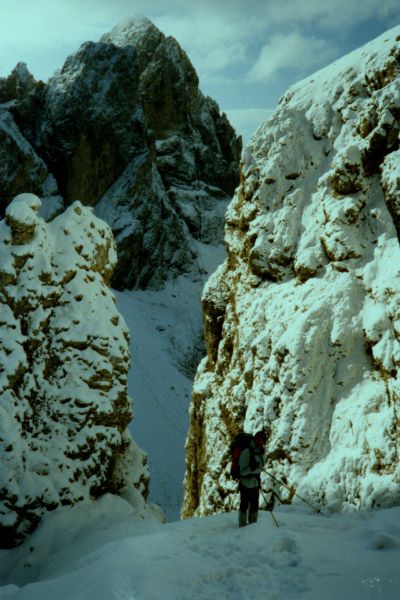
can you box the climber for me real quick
[237,429,267,527]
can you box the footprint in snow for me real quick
[271,535,300,566]
[367,532,400,551]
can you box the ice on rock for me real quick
[183,26,400,518]
[0,194,148,548]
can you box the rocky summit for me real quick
[0,17,241,289]
[182,27,400,518]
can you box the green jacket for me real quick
[239,442,265,488]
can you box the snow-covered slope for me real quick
[0,194,148,547]
[0,494,399,600]
[183,26,400,517]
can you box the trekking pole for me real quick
[262,469,321,514]
[269,508,280,529]
[259,488,279,528]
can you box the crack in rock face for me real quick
[0,194,148,548]
[183,28,400,518]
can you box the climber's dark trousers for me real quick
[239,483,259,514]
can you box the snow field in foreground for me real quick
[0,494,399,600]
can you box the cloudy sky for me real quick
[1,0,399,141]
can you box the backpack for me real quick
[230,433,254,480]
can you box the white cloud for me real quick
[254,0,400,30]
[154,11,249,78]
[247,31,336,82]
[151,1,400,87]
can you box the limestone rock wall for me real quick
[183,27,400,518]
[101,18,240,196]
[0,194,148,548]
[36,41,147,206]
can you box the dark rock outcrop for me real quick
[0,110,48,210]
[0,62,37,104]
[102,19,239,195]
[36,41,147,206]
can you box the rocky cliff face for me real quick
[183,27,400,517]
[0,62,54,213]
[0,17,241,289]
[0,194,148,548]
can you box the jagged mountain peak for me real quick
[0,16,241,289]
[10,61,33,82]
[101,16,162,46]
[101,16,199,103]
[0,61,37,103]
[100,16,165,70]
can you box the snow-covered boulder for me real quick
[183,27,400,518]
[0,194,148,548]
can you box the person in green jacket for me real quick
[238,430,267,527]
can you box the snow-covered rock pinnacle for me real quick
[183,27,400,518]
[0,194,148,548]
